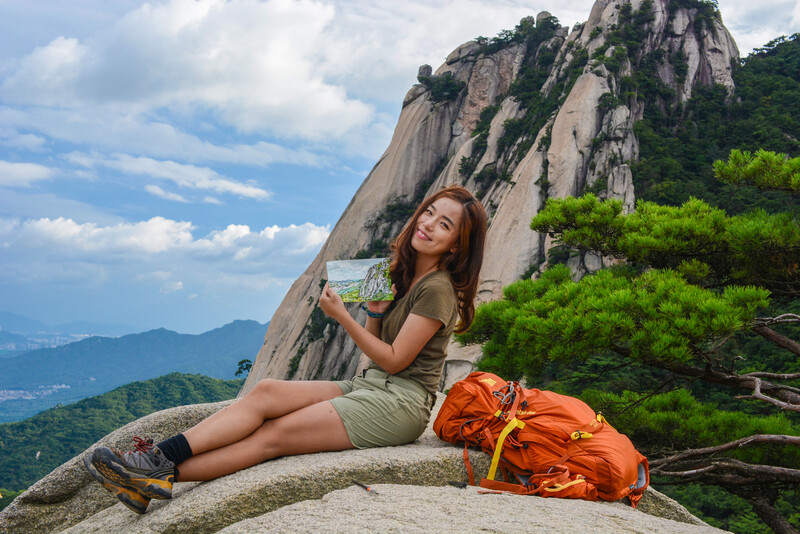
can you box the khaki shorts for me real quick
[331,369,434,449]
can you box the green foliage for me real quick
[418,72,466,102]
[460,264,769,379]
[667,0,720,29]
[235,359,252,377]
[597,92,623,112]
[631,34,800,215]
[476,15,561,54]
[714,149,800,192]
[289,298,338,380]
[0,373,242,492]
[471,166,511,199]
[287,350,303,379]
[583,174,609,196]
[531,194,800,299]
[657,485,798,534]
[493,17,567,163]
[354,240,389,259]
[581,389,799,463]
[613,0,655,57]
[460,104,501,179]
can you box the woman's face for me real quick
[411,197,463,260]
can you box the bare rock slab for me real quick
[219,484,729,534]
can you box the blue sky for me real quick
[1,0,798,334]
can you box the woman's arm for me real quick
[363,314,382,339]
[319,283,441,374]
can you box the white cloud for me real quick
[160,280,183,293]
[794,0,800,27]
[4,107,326,167]
[7,216,194,254]
[717,0,799,55]
[1,215,330,268]
[71,153,271,200]
[0,160,55,187]
[109,155,270,199]
[134,270,174,282]
[316,0,574,103]
[145,185,189,202]
[0,133,47,151]
[1,37,88,106]
[1,0,374,139]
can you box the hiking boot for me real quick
[84,449,150,514]
[88,437,176,502]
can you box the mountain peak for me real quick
[242,0,739,391]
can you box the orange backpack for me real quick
[434,372,649,507]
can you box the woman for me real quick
[84,185,487,514]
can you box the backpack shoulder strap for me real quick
[486,416,525,481]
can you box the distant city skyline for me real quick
[1,0,797,333]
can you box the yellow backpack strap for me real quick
[596,412,616,430]
[487,417,525,481]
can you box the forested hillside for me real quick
[463,30,800,534]
[0,372,242,508]
[631,33,800,212]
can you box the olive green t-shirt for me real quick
[368,270,458,396]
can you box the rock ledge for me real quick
[1,396,724,534]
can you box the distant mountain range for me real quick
[0,319,267,422]
[0,311,141,355]
[0,310,138,337]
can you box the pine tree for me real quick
[460,150,800,533]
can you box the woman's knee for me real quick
[249,378,281,400]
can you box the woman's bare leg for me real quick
[176,399,353,481]
[182,379,344,455]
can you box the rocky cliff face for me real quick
[242,0,739,394]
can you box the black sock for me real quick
[157,433,194,466]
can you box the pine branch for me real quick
[650,434,800,468]
[755,313,800,327]
[637,356,800,408]
[744,372,800,380]
[752,326,800,356]
[736,377,800,412]
[654,458,800,487]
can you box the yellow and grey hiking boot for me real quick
[87,437,176,504]
[84,449,150,514]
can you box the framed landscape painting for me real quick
[326,258,393,302]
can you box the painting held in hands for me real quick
[326,258,393,302]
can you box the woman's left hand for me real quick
[366,284,396,315]
[319,282,347,322]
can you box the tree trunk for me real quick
[730,488,799,534]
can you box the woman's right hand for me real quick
[319,282,347,322]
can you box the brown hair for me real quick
[390,186,487,334]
